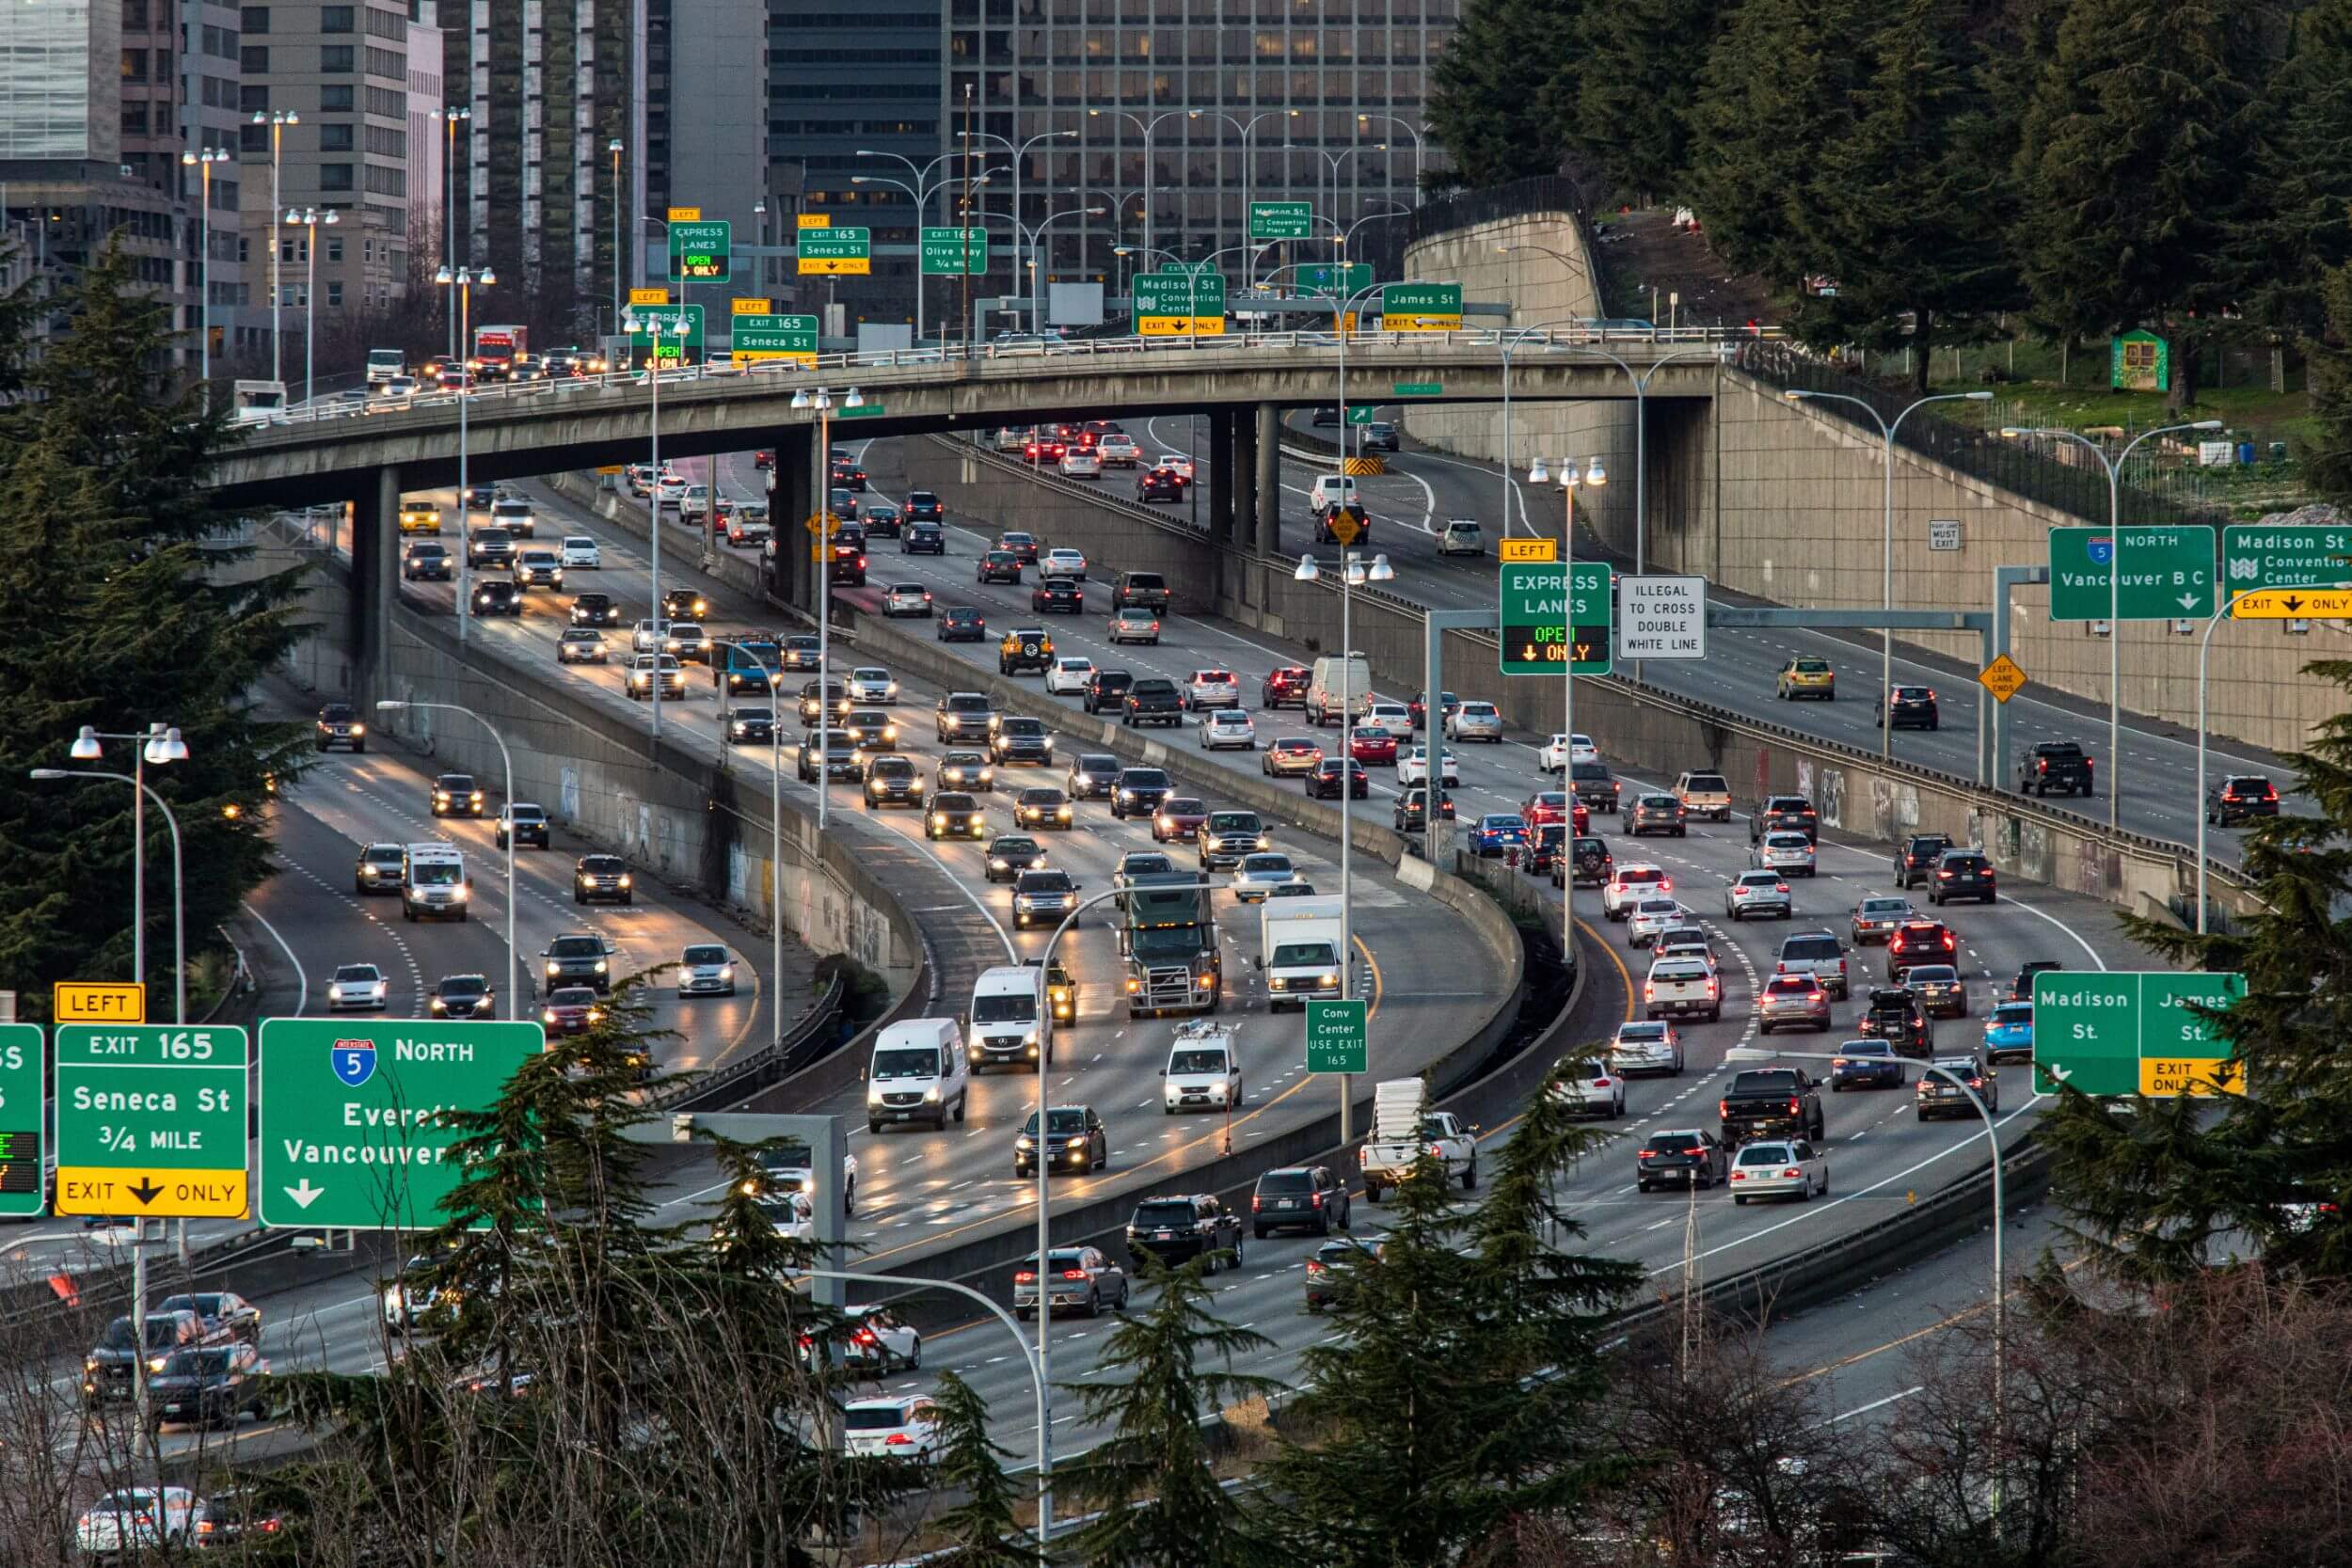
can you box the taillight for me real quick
[1938,870,1953,879]
[1061,1269,1088,1280]
[1250,1195,1262,1212]
[885,1433,914,1446]
[1782,1167,1803,1179]
[1730,1169,1747,1181]
[1306,1259,1327,1275]
[1788,1099,1802,1116]
[1311,1191,1326,1207]
[1775,882,1788,894]
[1718,1100,1731,1118]
[1644,983,1656,1001]
[1013,1271,1037,1284]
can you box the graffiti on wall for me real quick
[561,766,580,822]
[1818,766,1846,832]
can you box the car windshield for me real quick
[1908,965,1960,984]
[1860,898,1909,915]
[439,976,487,998]
[549,937,603,958]
[1017,789,1061,805]
[844,1404,918,1432]
[334,965,378,983]
[973,993,1039,1024]
[1162,799,1203,816]
[946,695,991,713]
[1207,814,1257,832]
[1120,855,1172,875]
[1017,872,1073,892]
[1636,899,1679,916]
[1992,1004,2032,1025]
[1121,770,1168,788]
[160,1349,237,1377]
[1024,1109,1089,1135]
[684,945,727,965]
[1001,720,1044,736]
[870,1048,939,1081]
[1241,855,1291,875]
[1133,1200,1199,1227]
[548,989,596,1006]
[1168,1049,1230,1075]
[1782,936,1840,960]
[871,759,915,779]
[1737,1145,1795,1166]
[1738,873,1781,887]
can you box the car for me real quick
[1470,814,1531,857]
[781,634,824,672]
[938,605,988,641]
[1157,451,1197,482]
[1306,758,1370,800]
[1263,736,1324,778]
[1083,669,1135,714]
[1190,708,1254,752]
[76,1489,200,1555]
[1349,725,1400,767]
[1654,925,1716,965]
[997,530,1041,563]
[998,628,1057,682]
[512,548,565,589]
[663,622,710,664]
[1627,896,1688,948]
[1982,1001,2034,1064]
[844,709,901,752]
[1603,863,1674,920]
[1904,962,1969,1019]
[1609,1020,1686,1077]
[1537,732,1594,772]
[2006,961,2064,1003]
[1673,770,1734,821]
[1928,848,1996,906]
[1629,1127,1737,1201]
[984,834,1048,882]
[1893,832,1958,888]
[428,973,495,1019]
[541,985,606,1036]
[926,792,987,840]
[1011,868,1081,929]
[1446,701,1503,742]
[1616,792,1685,838]
[2207,773,2280,825]
[1519,789,1575,833]
[1562,833,1613,887]
[1058,448,1102,479]
[2020,740,2095,797]
[1390,745,1455,789]
[574,853,632,904]
[494,802,550,849]
[626,654,685,699]
[1750,795,1820,844]
[1157,1024,1247,1118]
[1756,974,1835,1034]
[827,487,861,523]
[880,582,934,617]
[799,682,850,725]
[465,527,516,569]
[570,591,622,626]
[1109,607,1161,644]
[860,499,903,537]
[1041,547,1089,579]
[1886,919,1958,981]
[846,666,898,705]
[1729,1139,1828,1204]
[1365,700,1415,736]
[402,541,453,579]
[992,717,1054,767]
[1916,1054,1999,1119]
[1829,1037,1907,1090]
[1254,1164,1352,1238]
[660,586,709,622]
[864,754,927,809]
[1879,684,1940,729]
[842,1394,942,1459]
[830,458,867,492]
[977,548,1024,584]
[1724,869,1793,920]
[316,701,366,752]
[1012,1243,1127,1317]
[1013,1105,1110,1181]
[938,750,997,793]
[1110,767,1173,818]
[1411,691,1464,731]
[1858,984,1935,1058]
[1152,796,1209,843]
[399,499,444,535]
[327,962,389,1012]
[1263,666,1312,709]
[902,519,946,553]
[1850,894,1916,944]
[1360,420,1400,452]
[1393,786,1458,832]
[1552,1056,1628,1119]
[353,841,406,895]
[543,931,615,993]
[1752,831,1817,877]
[1046,656,1097,694]
[1025,436,1068,464]
[471,579,523,616]
[1136,466,1185,501]
[630,617,671,655]
[431,772,485,816]
[1183,669,1240,711]
[1096,433,1141,467]
[189,1486,286,1549]
[1232,853,1300,902]
[553,534,602,571]
[902,490,945,522]
[1013,786,1073,831]
[1775,657,1836,700]
[557,626,610,663]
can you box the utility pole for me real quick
[961,82,974,353]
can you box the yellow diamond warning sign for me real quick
[1978,654,2027,704]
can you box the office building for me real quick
[407,17,446,273]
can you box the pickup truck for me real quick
[1359,1078,1477,1201]
[1718,1067,1826,1147]
[2020,741,2094,798]
[1120,678,1184,728]
[1644,956,1724,1022]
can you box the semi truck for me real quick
[1119,871,1220,1018]
[1257,896,1344,1011]
[470,325,529,383]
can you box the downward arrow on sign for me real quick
[2178,594,2199,610]
[283,1179,325,1210]
[128,1177,164,1207]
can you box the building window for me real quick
[319,164,355,191]
[239,45,267,73]
[326,281,343,308]
[321,6,354,31]
[239,85,268,112]
[320,85,355,110]
[121,49,149,81]
[240,6,267,32]
[121,103,149,135]
[327,237,344,262]
[239,122,266,153]
[322,45,356,71]
[319,123,354,150]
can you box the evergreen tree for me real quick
[1057,1255,1277,1568]
[1425,0,1581,190]
[2041,658,2352,1287]
[927,1370,1040,1568]
[2304,258,2352,500]
[2244,0,2352,339]
[1571,0,1726,201]
[2017,0,2267,409]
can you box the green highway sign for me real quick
[0,1024,44,1217]
[667,219,732,283]
[835,404,885,420]
[1304,999,1367,1075]
[1380,282,1464,331]
[1393,381,1443,397]
[1501,561,1613,675]
[259,1018,546,1229]
[732,312,818,365]
[1134,270,1227,336]
[1345,404,1376,425]
[2033,970,2245,1098]
[625,303,706,368]
[2048,525,2217,620]
[798,227,872,276]
[55,1025,249,1218]
[1248,200,1313,241]
[2222,522,2352,594]
[1302,261,1374,293]
[920,227,990,277]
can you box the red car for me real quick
[541,986,605,1037]
[1263,667,1312,709]
[1521,791,1572,830]
[1152,797,1209,843]
[754,450,773,470]
[1025,438,1068,465]
[1349,726,1400,766]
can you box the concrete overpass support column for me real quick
[1207,410,1235,546]
[1233,410,1259,554]
[772,427,817,611]
[1255,403,1282,557]
[352,465,399,705]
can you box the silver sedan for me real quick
[1756,974,1834,1034]
[1730,1139,1828,1204]
[1725,870,1793,920]
[1751,832,1818,878]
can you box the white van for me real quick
[865,1018,967,1132]
[401,843,471,922]
[488,496,536,538]
[965,964,1050,1072]
[1437,519,1483,556]
[1308,475,1358,517]
[1308,652,1374,727]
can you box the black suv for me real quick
[1635,1129,1729,1192]
[471,579,523,616]
[429,974,495,1019]
[317,702,366,752]
[993,717,1054,766]
[902,520,946,554]
[1110,768,1173,819]
[1126,1195,1245,1271]
[1928,848,1996,906]
[1749,795,1818,844]
[431,773,485,817]
[1858,985,1934,1058]
[937,605,986,641]
[2207,773,2280,826]
[1879,685,1940,730]
[660,586,709,622]
[574,854,632,905]
[1252,1165,1351,1238]
[1136,467,1184,501]
[1031,576,1084,614]
[84,1311,214,1406]
[1112,571,1171,612]
[904,490,945,521]
[977,549,1023,584]
[542,932,614,993]
[569,591,622,626]
[1067,752,1121,800]
[1082,669,1134,714]
[1893,833,1955,889]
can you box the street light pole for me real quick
[1530,458,1603,978]
[624,309,683,740]
[376,701,518,1017]
[288,207,340,408]
[251,110,296,383]
[62,725,186,1003]
[1021,204,1107,341]
[609,138,625,340]
[441,263,494,642]
[180,149,226,405]
[1356,113,1427,198]
[791,387,865,831]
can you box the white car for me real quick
[327,962,389,1012]
[1366,700,1414,734]
[1157,452,1196,481]
[1437,518,1484,556]
[1627,896,1688,947]
[1042,546,1089,578]
[560,535,602,569]
[1731,1139,1828,1204]
[1045,657,1097,695]
[679,483,712,520]
[761,1153,861,1218]
[840,1304,919,1369]
[1724,870,1794,920]
[1603,863,1673,919]
[1184,669,1241,710]
[1608,1020,1684,1076]
[1550,1057,1626,1118]
[1396,745,1459,787]
[1447,701,1504,742]
[630,617,673,654]
[1097,433,1140,466]
[655,474,689,507]
[842,1394,941,1458]
[676,942,738,997]
[1752,832,1818,878]
[1162,1031,1243,1113]
[1540,733,1599,773]
[1231,852,1299,902]
[847,667,898,704]
[1058,449,1102,480]
[880,583,934,618]
[1199,708,1257,750]
[76,1489,199,1555]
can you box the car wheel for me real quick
[1254,1225,1268,1241]
[1734,1194,1748,1206]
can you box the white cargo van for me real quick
[865,1018,967,1132]
[366,348,405,387]
[488,496,536,538]
[1307,475,1358,517]
[401,843,471,922]
[1307,652,1373,727]
[1257,896,1346,1010]
[965,965,1050,1072]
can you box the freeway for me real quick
[1108,409,2296,863]
[380,475,1502,1274]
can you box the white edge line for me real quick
[243,901,308,1017]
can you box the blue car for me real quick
[1470,814,1531,858]
[1829,1038,1906,1091]
[1982,1001,2034,1066]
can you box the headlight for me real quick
[593,959,608,973]
[886,682,898,697]
[1319,974,1340,988]
[547,962,561,976]
[990,858,1008,868]
[866,1083,886,1105]
[933,813,948,825]
[1121,788,1136,799]
[431,998,448,1013]
[1024,1030,1039,1046]
[542,1009,558,1023]
[149,1355,168,1372]
[1057,807,1071,818]
[1269,977,1287,990]
[85,1356,100,1370]
[923,1085,941,1103]
[470,791,483,803]
[351,722,366,736]
[618,874,631,887]
[721,965,735,978]
[1257,835,1272,849]
[451,886,469,901]
[1016,1135,1035,1151]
